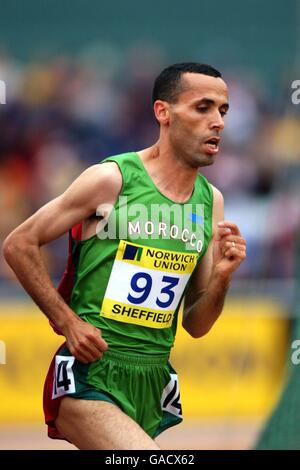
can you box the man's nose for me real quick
[210,112,225,131]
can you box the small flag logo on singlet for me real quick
[122,243,143,261]
[189,213,204,225]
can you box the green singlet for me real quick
[45,152,214,439]
[71,151,213,355]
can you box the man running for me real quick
[3,63,246,449]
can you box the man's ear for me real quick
[153,100,170,125]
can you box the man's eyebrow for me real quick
[195,98,229,110]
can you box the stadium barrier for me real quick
[0,299,289,423]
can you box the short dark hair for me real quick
[152,62,222,105]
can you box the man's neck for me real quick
[137,143,199,204]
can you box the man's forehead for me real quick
[178,72,228,102]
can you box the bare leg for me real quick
[55,396,161,450]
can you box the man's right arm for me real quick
[3,162,122,363]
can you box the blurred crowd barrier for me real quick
[0,51,299,281]
[0,298,289,424]
[0,47,299,431]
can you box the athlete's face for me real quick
[157,73,229,168]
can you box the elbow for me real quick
[3,234,15,263]
[182,321,212,339]
[190,329,211,339]
[3,231,27,265]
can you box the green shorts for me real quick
[45,345,183,439]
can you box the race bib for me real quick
[100,240,198,329]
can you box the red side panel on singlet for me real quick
[49,222,83,335]
[45,223,83,440]
[43,343,70,440]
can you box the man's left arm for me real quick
[182,186,246,338]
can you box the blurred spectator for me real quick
[0,50,299,281]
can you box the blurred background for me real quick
[0,0,300,449]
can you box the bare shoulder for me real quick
[62,161,122,209]
[76,161,122,194]
[210,184,224,206]
[210,184,224,231]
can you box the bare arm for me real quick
[3,162,122,363]
[182,186,246,338]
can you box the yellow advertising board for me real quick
[0,298,289,423]
[171,298,289,418]
[0,303,63,423]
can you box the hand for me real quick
[62,315,108,364]
[213,221,246,278]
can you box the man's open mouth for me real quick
[203,137,220,154]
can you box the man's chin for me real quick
[195,153,216,168]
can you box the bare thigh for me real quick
[55,396,161,450]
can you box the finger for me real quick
[89,332,109,352]
[223,247,242,257]
[75,352,94,364]
[224,246,246,259]
[215,226,232,241]
[84,341,105,359]
[80,336,107,359]
[69,339,104,363]
[68,347,96,364]
[221,235,246,244]
[76,349,103,364]
[220,238,246,253]
[218,221,241,236]
[219,239,245,255]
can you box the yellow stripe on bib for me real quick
[101,298,174,329]
[115,240,198,274]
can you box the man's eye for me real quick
[220,111,227,117]
[197,107,208,112]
